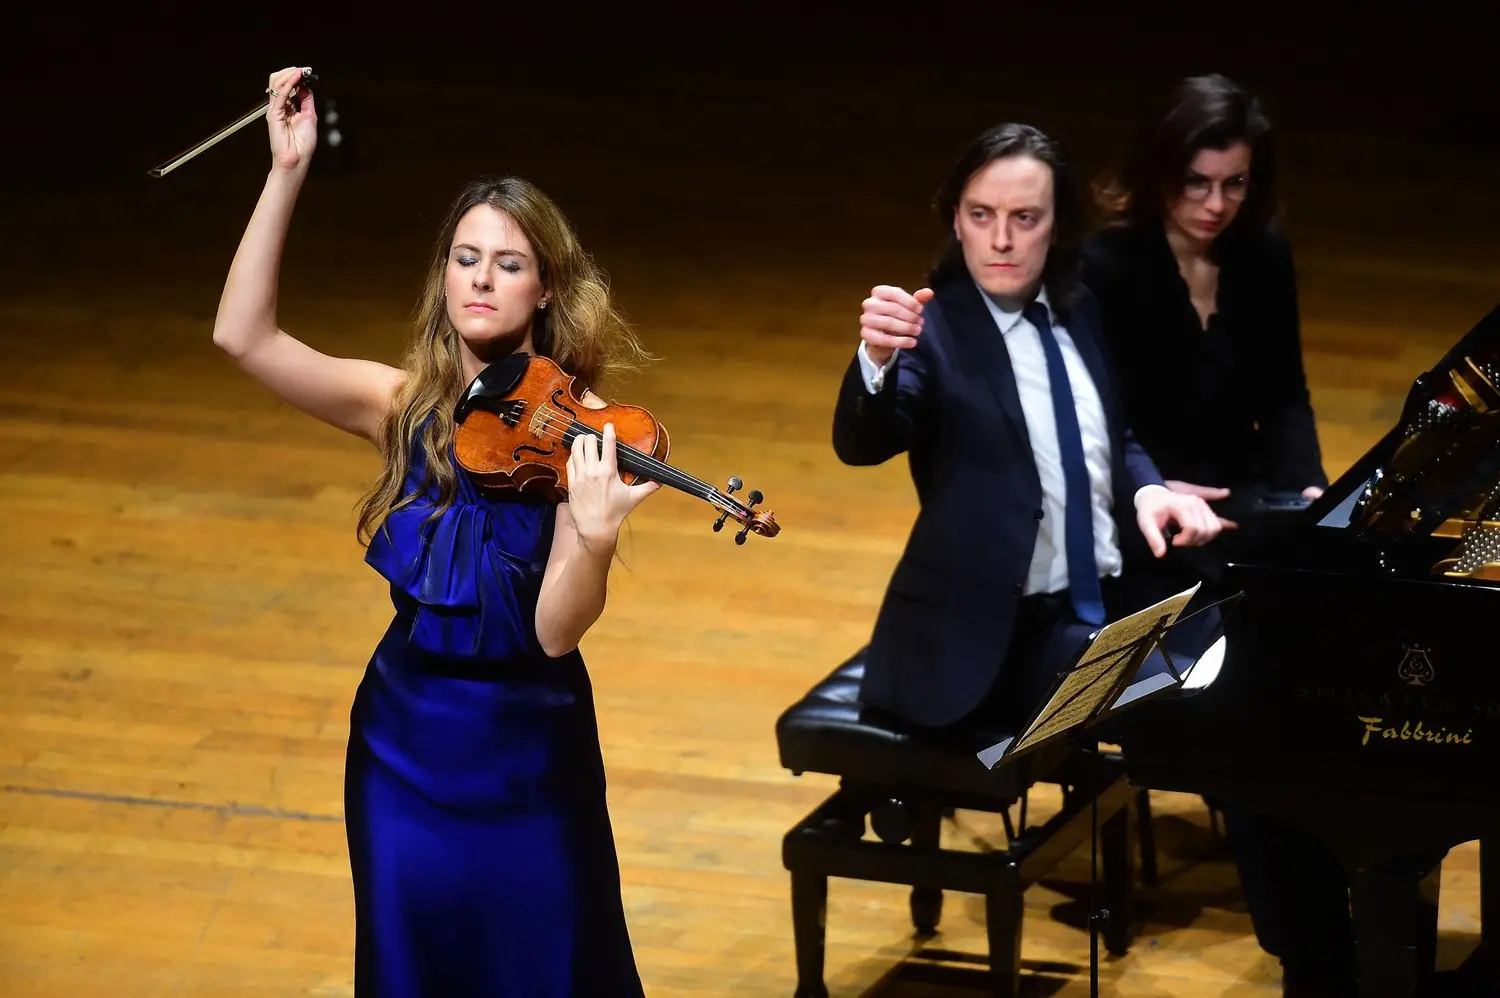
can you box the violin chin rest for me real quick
[456,353,531,422]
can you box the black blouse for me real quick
[1081,220,1327,494]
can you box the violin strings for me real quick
[550,416,711,497]
[499,409,740,510]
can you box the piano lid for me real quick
[1305,304,1500,580]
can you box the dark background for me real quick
[2,6,1495,373]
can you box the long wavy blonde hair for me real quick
[355,176,650,545]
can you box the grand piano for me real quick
[1114,304,1500,997]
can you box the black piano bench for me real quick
[776,647,1142,998]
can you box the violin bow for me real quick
[148,69,317,178]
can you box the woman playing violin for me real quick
[212,66,657,996]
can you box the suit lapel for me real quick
[938,277,1031,449]
[941,278,1122,458]
[1065,297,1115,418]
[1065,291,1133,480]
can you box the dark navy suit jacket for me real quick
[832,273,1165,729]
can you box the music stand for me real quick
[973,582,1203,998]
[976,583,1201,771]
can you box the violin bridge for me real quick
[527,401,554,437]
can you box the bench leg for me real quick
[909,798,943,936]
[985,889,1023,998]
[791,869,830,998]
[1102,800,1135,956]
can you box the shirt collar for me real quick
[973,278,1052,334]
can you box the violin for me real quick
[453,352,780,544]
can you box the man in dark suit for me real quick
[833,121,1224,733]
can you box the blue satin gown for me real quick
[344,439,645,996]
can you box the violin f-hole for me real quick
[512,442,557,462]
[547,389,578,421]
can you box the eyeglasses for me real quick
[1181,174,1250,202]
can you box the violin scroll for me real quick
[713,477,780,544]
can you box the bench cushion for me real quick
[776,646,1058,800]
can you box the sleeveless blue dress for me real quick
[345,438,645,996]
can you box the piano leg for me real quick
[1101,802,1135,955]
[1348,855,1441,998]
[1401,837,1500,997]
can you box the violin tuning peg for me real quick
[735,524,750,544]
[726,476,743,495]
[712,510,730,532]
[747,489,763,506]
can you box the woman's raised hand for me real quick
[266,66,317,172]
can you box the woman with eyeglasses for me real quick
[1083,73,1326,521]
[1083,76,1358,997]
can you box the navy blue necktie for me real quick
[1025,301,1106,626]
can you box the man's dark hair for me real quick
[928,122,1085,314]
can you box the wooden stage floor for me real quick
[2,19,1498,997]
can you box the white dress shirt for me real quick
[857,283,1141,595]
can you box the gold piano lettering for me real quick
[1358,716,1472,747]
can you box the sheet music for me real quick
[1009,584,1201,754]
